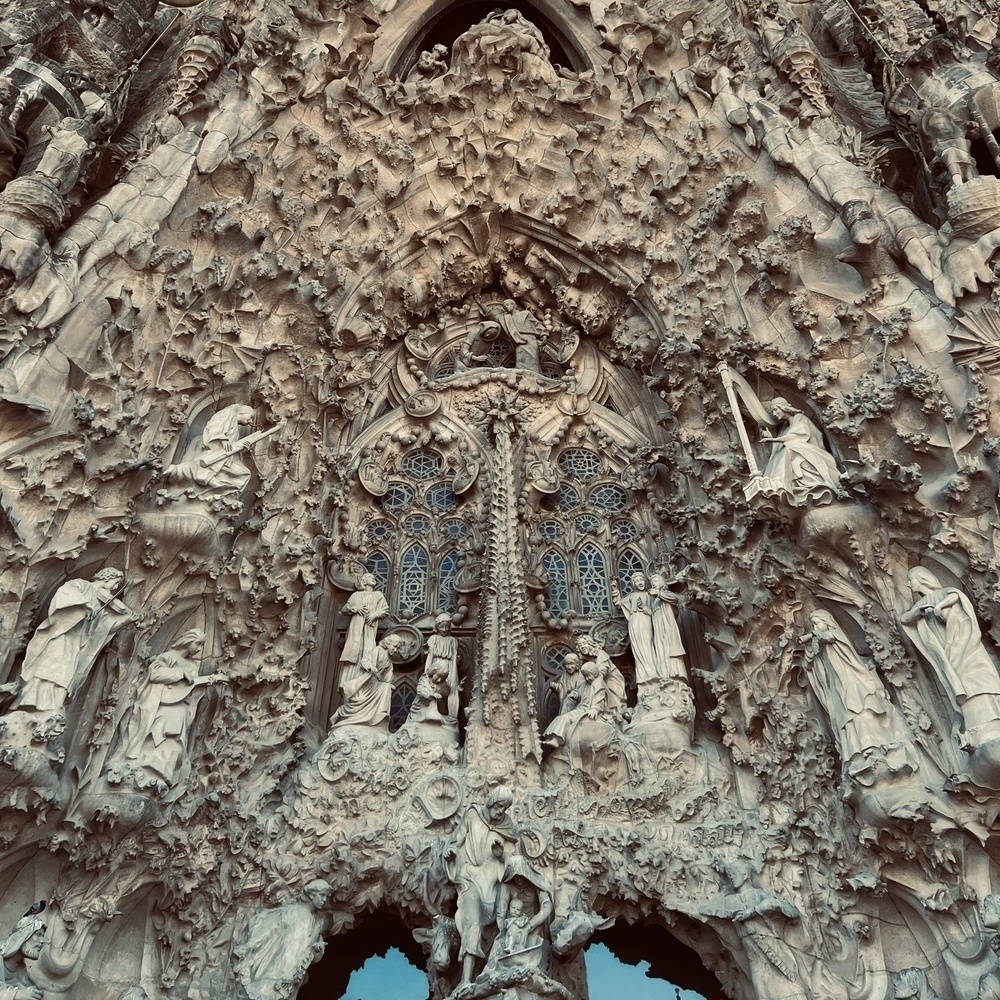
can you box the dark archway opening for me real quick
[398,0,586,78]
[588,921,725,1000]
[971,131,1000,180]
[298,910,429,1000]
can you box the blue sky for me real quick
[338,944,707,999]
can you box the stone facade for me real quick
[3,0,1000,997]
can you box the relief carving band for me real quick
[8,0,1000,995]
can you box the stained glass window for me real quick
[400,450,443,481]
[389,682,416,732]
[435,353,457,378]
[368,519,394,542]
[438,550,459,612]
[425,483,455,512]
[380,483,415,513]
[556,484,581,512]
[612,519,638,542]
[575,513,601,535]
[578,543,611,616]
[590,483,629,512]
[403,514,431,537]
[544,644,572,675]
[366,551,390,595]
[398,544,429,618]
[442,518,469,540]
[485,338,515,367]
[542,550,570,612]
[617,550,646,596]
[538,520,564,541]
[558,448,602,482]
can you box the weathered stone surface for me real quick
[4,0,1000,996]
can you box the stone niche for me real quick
[5,0,1000,998]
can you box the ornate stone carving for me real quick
[7,0,1000,996]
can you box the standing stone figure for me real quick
[647,573,687,682]
[331,633,403,730]
[445,786,518,984]
[610,572,657,688]
[760,398,842,507]
[11,569,132,715]
[232,880,332,1000]
[901,567,1000,755]
[801,610,918,780]
[424,612,460,720]
[338,573,389,689]
[118,629,227,790]
[0,904,45,1000]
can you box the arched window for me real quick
[398,544,430,618]
[390,679,417,732]
[616,550,645,595]
[578,543,610,617]
[542,550,570,612]
[357,447,480,622]
[438,549,459,612]
[366,551,391,595]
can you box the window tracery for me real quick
[531,445,648,623]
[353,446,483,627]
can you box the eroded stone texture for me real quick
[3,0,1000,997]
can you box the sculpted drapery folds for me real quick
[331,633,403,730]
[902,568,1000,750]
[445,786,518,985]
[115,629,226,790]
[11,569,132,715]
[337,573,390,687]
[760,399,842,508]
[801,611,918,781]
[9,0,1000,994]
[163,404,257,498]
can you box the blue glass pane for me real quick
[617,550,645,596]
[575,513,601,535]
[400,450,443,481]
[578,543,611,616]
[367,518,394,542]
[442,519,469,541]
[590,483,629,512]
[380,483,415,513]
[438,550,459,612]
[397,545,429,618]
[366,551,390,596]
[425,483,456,512]
[612,519,638,542]
[558,448,602,482]
[544,644,572,675]
[542,550,570,612]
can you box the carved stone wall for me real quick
[4,0,1000,997]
